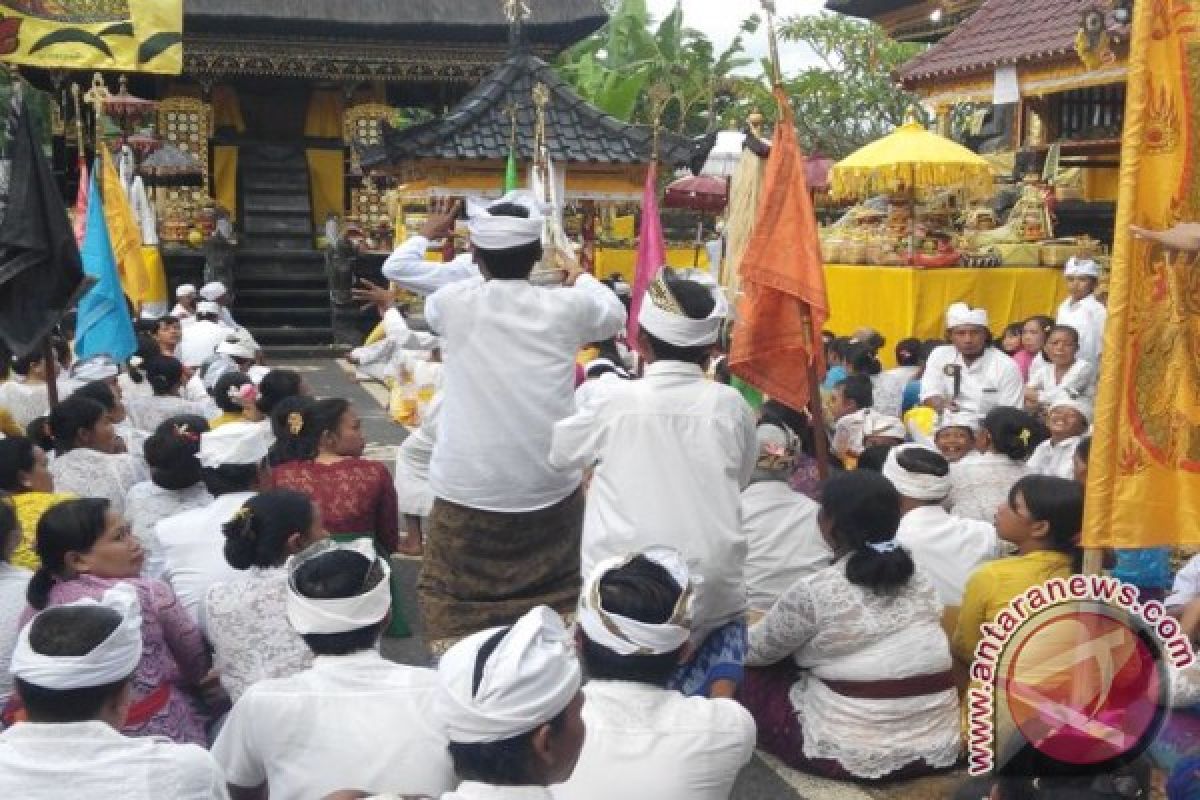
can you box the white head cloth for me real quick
[286,539,392,635]
[862,412,907,441]
[198,421,270,468]
[1050,395,1094,424]
[945,302,989,330]
[199,281,227,301]
[578,547,693,657]
[937,410,981,435]
[467,190,545,250]
[216,332,257,360]
[755,423,797,472]
[246,365,271,385]
[1064,256,1100,278]
[139,310,162,321]
[409,331,440,351]
[639,278,729,347]
[175,283,197,298]
[69,355,120,382]
[196,300,221,316]
[10,583,143,690]
[437,605,582,744]
[883,444,952,501]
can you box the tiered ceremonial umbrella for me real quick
[830,121,994,260]
[663,174,728,213]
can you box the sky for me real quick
[645,0,828,75]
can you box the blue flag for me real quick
[75,167,136,361]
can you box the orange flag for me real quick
[729,88,829,411]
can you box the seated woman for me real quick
[952,475,1082,667]
[125,416,214,579]
[946,407,1042,524]
[270,398,405,636]
[0,351,56,429]
[206,489,327,702]
[1012,315,1053,382]
[741,471,961,783]
[46,397,144,519]
[0,436,74,570]
[125,356,216,434]
[208,371,260,429]
[1024,324,1095,414]
[14,497,211,744]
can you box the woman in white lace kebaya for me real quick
[205,489,328,702]
[742,471,961,782]
[946,408,1039,524]
[46,396,144,519]
[0,351,56,429]
[125,355,216,434]
[126,416,215,579]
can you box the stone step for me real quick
[236,287,329,304]
[247,325,336,346]
[236,271,326,288]
[263,343,351,359]
[241,234,317,251]
[240,143,308,162]
[242,215,314,236]
[243,174,309,193]
[237,246,326,263]
[242,195,311,214]
[236,307,332,327]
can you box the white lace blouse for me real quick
[125,481,214,580]
[125,395,216,435]
[0,380,51,429]
[746,558,962,779]
[205,566,313,703]
[48,448,145,518]
[946,452,1030,524]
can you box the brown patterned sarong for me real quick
[418,488,584,648]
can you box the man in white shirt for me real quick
[200,281,240,331]
[1026,396,1090,480]
[921,303,1023,416]
[178,301,234,371]
[171,283,198,322]
[885,445,1001,607]
[741,424,830,611]
[1056,256,1108,367]
[212,541,455,800]
[550,276,756,698]
[156,422,268,634]
[0,585,226,799]
[381,197,479,295]
[416,191,626,648]
[554,549,756,800]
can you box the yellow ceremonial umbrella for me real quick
[830,121,995,263]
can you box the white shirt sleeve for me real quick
[566,273,627,345]
[1166,555,1200,608]
[736,403,758,489]
[1026,440,1053,476]
[381,236,480,295]
[210,692,267,789]
[548,401,605,472]
[994,355,1025,409]
[919,347,952,402]
[381,308,412,342]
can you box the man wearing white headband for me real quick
[0,585,225,798]
[413,192,625,649]
[740,424,830,612]
[199,281,241,330]
[920,302,1023,416]
[436,605,585,798]
[213,541,454,800]
[1027,396,1092,480]
[57,353,123,399]
[201,330,261,392]
[1057,256,1107,367]
[886,445,1001,606]
[933,410,981,464]
[550,276,756,699]
[555,550,755,800]
[171,283,198,322]
[155,422,270,631]
[179,299,235,371]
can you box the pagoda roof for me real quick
[361,49,695,169]
[184,0,607,48]
[898,0,1094,85]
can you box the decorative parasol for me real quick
[663,174,728,213]
[103,75,157,122]
[124,131,161,158]
[830,121,994,201]
[139,142,203,187]
[806,153,834,192]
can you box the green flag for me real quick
[504,149,520,192]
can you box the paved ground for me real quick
[282,356,973,800]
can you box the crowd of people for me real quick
[0,190,1198,799]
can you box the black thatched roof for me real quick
[361,50,695,169]
[184,0,607,47]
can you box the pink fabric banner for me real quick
[627,161,666,346]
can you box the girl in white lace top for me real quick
[742,471,961,782]
[947,407,1039,524]
[46,396,144,519]
[205,489,328,702]
[125,355,216,434]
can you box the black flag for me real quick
[0,89,86,358]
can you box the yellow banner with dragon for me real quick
[0,0,181,74]
[1083,0,1200,548]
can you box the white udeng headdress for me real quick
[578,547,694,656]
[10,583,143,690]
[638,277,729,347]
[466,190,546,250]
[882,444,952,501]
[198,421,271,468]
[285,539,392,635]
[945,302,989,330]
[436,606,581,744]
[1064,256,1099,278]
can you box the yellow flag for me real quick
[99,147,147,311]
[0,1,182,75]
[1082,0,1200,548]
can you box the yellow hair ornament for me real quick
[287,412,304,436]
[1018,428,1031,448]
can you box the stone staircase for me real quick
[233,143,334,350]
